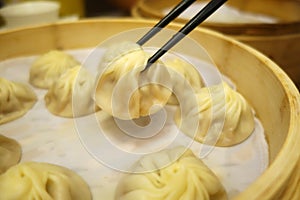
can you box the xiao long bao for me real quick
[94,41,173,120]
[0,77,37,125]
[175,82,255,147]
[0,135,21,174]
[29,50,80,89]
[164,58,205,105]
[0,162,92,200]
[115,146,227,200]
[45,65,99,118]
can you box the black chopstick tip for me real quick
[141,61,153,72]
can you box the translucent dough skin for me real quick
[45,66,98,118]
[175,82,255,147]
[0,78,37,125]
[0,162,92,200]
[115,147,227,200]
[164,58,204,105]
[29,50,80,89]
[0,135,21,174]
[95,43,172,120]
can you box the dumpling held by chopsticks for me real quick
[94,42,173,120]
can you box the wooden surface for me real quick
[0,18,299,199]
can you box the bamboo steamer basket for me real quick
[0,18,299,199]
[132,0,300,88]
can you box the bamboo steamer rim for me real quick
[134,0,300,36]
[0,18,299,199]
[226,37,300,199]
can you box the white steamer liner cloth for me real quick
[0,48,269,199]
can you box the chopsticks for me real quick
[139,0,227,71]
[137,0,197,46]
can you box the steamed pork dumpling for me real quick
[30,50,80,89]
[0,135,21,174]
[99,41,142,65]
[116,147,227,200]
[0,162,92,200]
[45,65,99,118]
[0,78,37,125]
[175,82,255,147]
[164,58,204,105]
[95,42,172,120]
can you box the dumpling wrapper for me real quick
[0,135,21,174]
[164,58,204,105]
[115,146,227,200]
[30,50,80,89]
[0,162,92,200]
[175,82,255,147]
[95,42,172,120]
[45,65,99,118]
[0,78,37,125]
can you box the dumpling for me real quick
[29,50,80,89]
[0,162,92,200]
[45,65,99,118]
[164,58,204,105]
[0,78,37,125]
[175,82,255,147]
[115,146,227,200]
[0,135,21,174]
[95,41,172,120]
[99,41,142,65]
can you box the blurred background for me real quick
[86,0,137,17]
[0,0,299,88]
[0,0,136,17]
